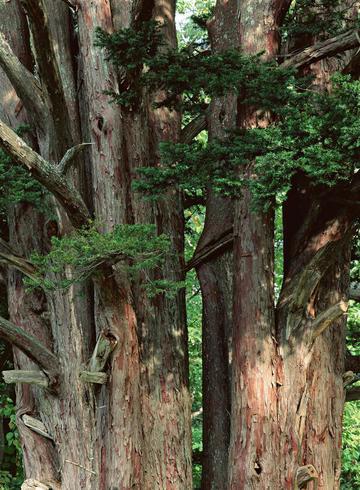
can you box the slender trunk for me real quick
[195,3,242,486]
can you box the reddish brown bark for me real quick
[0,1,191,488]
[228,2,356,488]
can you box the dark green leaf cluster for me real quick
[96,20,296,113]
[0,126,47,219]
[25,223,172,292]
[135,75,360,208]
[95,21,164,108]
[282,0,359,43]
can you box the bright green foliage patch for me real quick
[341,401,360,489]
[26,224,172,293]
[0,393,23,484]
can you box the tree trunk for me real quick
[228,1,355,488]
[194,2,243,486]
[0,1,191,488]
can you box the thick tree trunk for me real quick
[277,187,352,489]
[224,1,286,487]
[0,1,191,488]
[228,1,355,488]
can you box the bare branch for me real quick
[0,238,37,278]
[185,228,233,272]
[181,113,207,144]
[0,32,45,128]
[59,143,93,175]
[311,301,348,341]
[0,119,90,228]
[283,29,360,69]
[88,331,117,372]
[349,286,360,301]
[191,407,203,420]
[0,315,60,383]
[20,0,72,145]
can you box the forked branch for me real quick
[0,119,90,228]
[20,0,72,144]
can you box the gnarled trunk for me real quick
[0,1,191,488]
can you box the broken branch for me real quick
[59,143,93,175]
[0,315,60,383]
[2,370,49,388]
[311,301,348,341]
[0,239,38,278]
[22,414,53,440]
[346,387,360,402]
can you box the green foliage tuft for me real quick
[0,125,48,220]
[95,21,164,108]
[281,0,359,43]
[135,74,360,208]
[0,383,23,489]
[25,223,180,296]
[96,19,296,113]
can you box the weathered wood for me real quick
[88,331,117,372]
[0,316,60,383]
[2,370,49,388]
[21,479,61,490]
[295,464,318,489]
[79,371,108,384]
[311,301,348,340]
[0,119,90,228]
[343,371,359,387]
[0,31,45,128]
[22,414,53,440]
[59,143,93,175]
[0,238,38,278]
[284,29,360,69]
